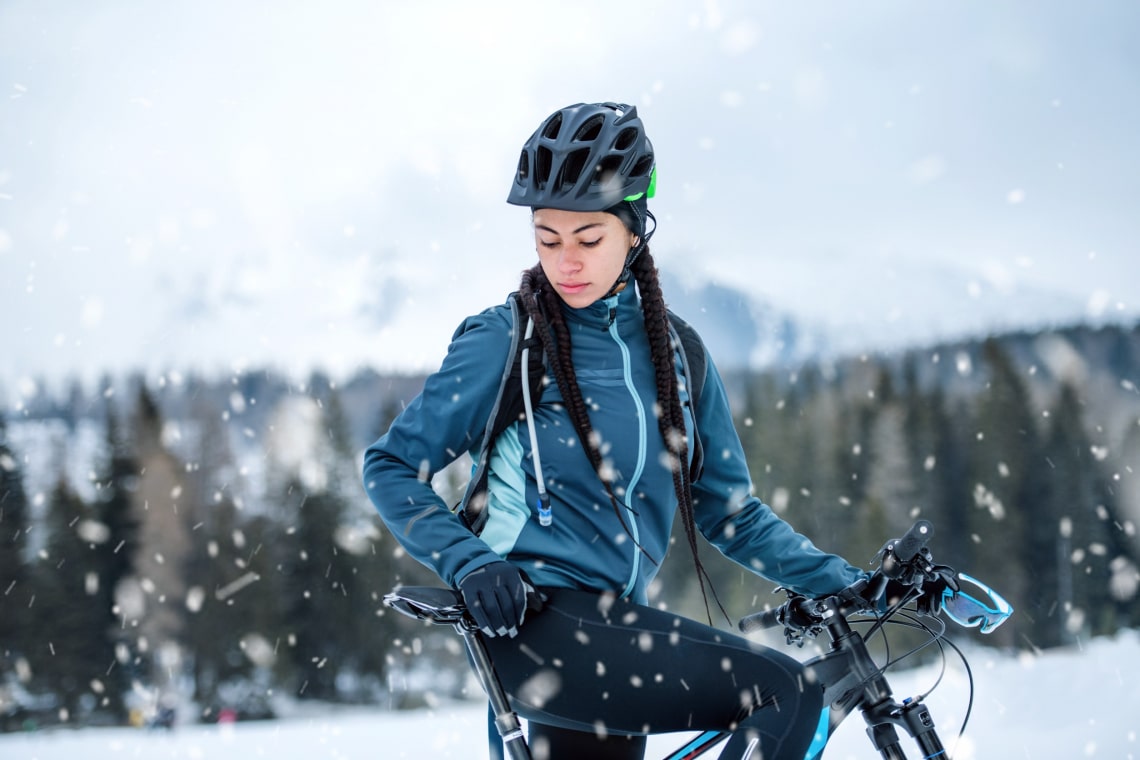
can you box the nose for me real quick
[557,245,582,273]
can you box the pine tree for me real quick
[833,371,881,564]
[1046,384,1140,639]
[319,385,407,699]
[0,417,33,688]
[922,389,975,570]
[180,396,263,710]
[124,381,190,701]
[29,474,126,722]
[87,403,142,718]
[277,479,347,700]
[795,366,853,554]
[864,368,919,537]
[271,383,369,702]
[1116,419,1140,629]
[94,406,140,608]
[969,339,1041,649]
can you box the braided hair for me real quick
[518,248,725,622]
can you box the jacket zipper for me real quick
[605,295,648,600]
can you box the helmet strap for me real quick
[604,207,655,298]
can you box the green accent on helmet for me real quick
[623,166,657,202]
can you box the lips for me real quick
[560,282,589,293]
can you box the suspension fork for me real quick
[814,599,948,759]
[862,697,947,758]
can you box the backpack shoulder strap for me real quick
[457,292,545,534]
[666,310,707,482]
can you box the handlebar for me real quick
[735,520,999,759]
[738,604,785,635]
[883,519,933,568]
[879,519,934,581]
[739,520,940,640]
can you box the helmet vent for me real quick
[573,114,605,142]
[535,146,553,188]
[516,150,530,182]
[630,154,654,178]
[593,155,623,185]
[558,148,590,188]
[614,127,639,151]
[542,113,563,140]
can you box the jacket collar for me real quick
[560,283,641,330]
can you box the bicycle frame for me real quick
[640,594,951,760]
[385,587,949,760]
[799,596,947,759]
[385,518,1009,758]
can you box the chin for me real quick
[558,288,596,308]
[564,294,598,309]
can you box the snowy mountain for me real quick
[1,248,1124,406]
[655,254,1108,372]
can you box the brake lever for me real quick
[768,589,823,647]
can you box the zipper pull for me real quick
[602,293,620,330]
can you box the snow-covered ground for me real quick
[2,631,1138,759]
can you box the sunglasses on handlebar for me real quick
[941,572,1013,634]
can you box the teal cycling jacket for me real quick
[363,286,864,604]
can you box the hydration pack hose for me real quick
[521,316,553,527]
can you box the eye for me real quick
[538,238,560,249]
[580,238,602,248]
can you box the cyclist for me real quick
[364,102,886,759]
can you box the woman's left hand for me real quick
[458,561,536,638]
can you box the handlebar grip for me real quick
[738,607,783,634]
[889,519,934,563]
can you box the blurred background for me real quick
[1,0,1138,734]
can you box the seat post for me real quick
[457,625,532,760]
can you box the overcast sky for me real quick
[2,0,1138,393]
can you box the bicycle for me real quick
[384,520,1013,759]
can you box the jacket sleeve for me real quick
[689,355,866,598]
[362,305,514,587]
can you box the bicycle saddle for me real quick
[384,586,466,625]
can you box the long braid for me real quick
[518,265,649,559]
[518,248,725,621]
[632,251,727,623]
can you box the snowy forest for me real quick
[2,318,1139,733]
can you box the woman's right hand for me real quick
[458,561,536,638]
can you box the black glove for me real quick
[458,561,536,638]
[882,579,915,610]
[884,564,959,616]
[783,596,819,631]
[915,564,959,616]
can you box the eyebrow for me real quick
[535,222,605,236]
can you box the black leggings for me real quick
[482,588,822,760]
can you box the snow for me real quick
[4,3,1140,390]
[3,631,1137,759]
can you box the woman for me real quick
[363,102,865,759]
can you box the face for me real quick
[532,208,639,309]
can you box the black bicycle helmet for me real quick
[506,102,656,212]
